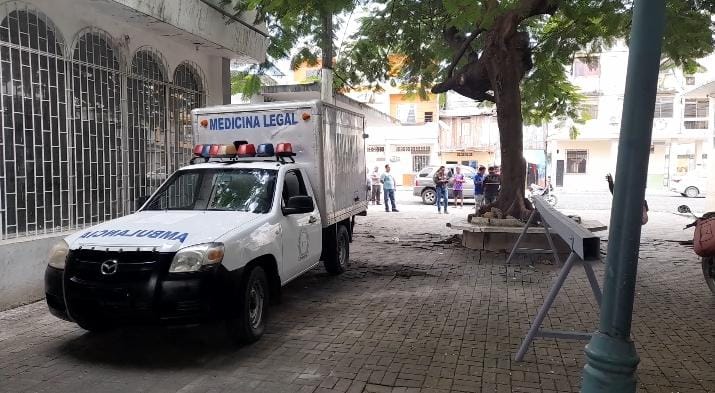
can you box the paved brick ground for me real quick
[0,200,713,393]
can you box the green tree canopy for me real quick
[228,0,715,217]
[336,0,714,126]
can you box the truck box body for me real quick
[191,100,368,226]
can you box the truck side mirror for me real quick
[283,196,314,215]
[136,195,149,210]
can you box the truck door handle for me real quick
[308,216,317,224]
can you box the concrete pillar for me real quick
[706,97,715,211]
[221,57,231,105]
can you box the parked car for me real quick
[413,165,477,204]
[670,172,707,198]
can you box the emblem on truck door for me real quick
[100,260,119,275]
[298,229,309,260]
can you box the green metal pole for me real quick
[581,0,666,392]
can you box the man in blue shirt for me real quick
[380,164,399,212]
[474,166,486,212]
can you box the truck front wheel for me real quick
[226,266,269,344]
[324,224,350,275]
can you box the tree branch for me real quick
[518,0,559,20]
[446,27,486,78]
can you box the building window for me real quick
[654,96,674,118]
[460,121,471,145]
[684,120,708,129]
[171,62,204,171]
[684,99,709,118]
[367,145,385,153]
[70,30,123,227]
[394,145,430,153]
[396,103,417,124]
[566,150,588,174]
[128,49,168,205]
[684,98,709,129]
[686,76,695,85]
[573,57,600,77]
[0,8,69,238]
[412,155,429,172]
[424,111,433,123]
[580,100,599,120]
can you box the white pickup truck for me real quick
[45,101,368,343]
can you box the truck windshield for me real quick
[143,168,277,213]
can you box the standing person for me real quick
[433,166,449,214]
[453,166,465,208]
[606,173,648,225]
[483,166,501,205]
[474,166,486,212]
[370,166,382,205]
[380,164,399,212]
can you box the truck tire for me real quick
[324,224,350,275]
[76,318,111,333]
[685,186,700,198]
[421,188,436,205]
[226,266,269,344]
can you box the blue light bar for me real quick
[256,143,275,157]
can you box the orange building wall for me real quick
[389,93,439,123]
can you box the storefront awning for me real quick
[682,80,715,98]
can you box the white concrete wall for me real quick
[0,234,69,309]
[0,0,257,310]
[551,140,614,192]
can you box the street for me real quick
[1,192,713,393]
[404,188,706,214]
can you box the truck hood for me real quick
[66,210,262,253]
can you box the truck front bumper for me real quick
[45,250,240,327]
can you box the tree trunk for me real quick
[478,24,531,219]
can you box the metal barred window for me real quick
[0,4,206,241]
[0,6,69,239]
[170,63,203,174]
[128,49,167,205]
[70,30,123,227]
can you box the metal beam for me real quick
[532,196,600,260]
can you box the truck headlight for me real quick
[169,243,224,273]
[48,240,69,270]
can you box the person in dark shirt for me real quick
[473,166,486,211]
[483,166,501,204]
[606,173,648,225]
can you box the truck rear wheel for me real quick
[324,224,350,275]
[226,266,269,344]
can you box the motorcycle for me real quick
[679,205,715,295]
[527,183,558,207]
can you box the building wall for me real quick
[550,140,614,192]
[0,0,254,311]
[365,124,439,186]
[440,151,494,167]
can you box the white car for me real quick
[670,173,707,198]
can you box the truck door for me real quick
[280,169,322,280]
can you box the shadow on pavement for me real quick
[55,320,251,370]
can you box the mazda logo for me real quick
[100,259,119,275]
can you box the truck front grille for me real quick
[66,249,174,284]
